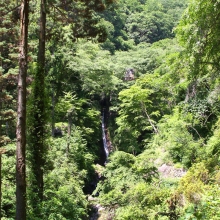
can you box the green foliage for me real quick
[95,150,173,219]
[27,128,93,219]
[115,72,173,153]
[176,0,220,79]
[95,151,139,206]
[48,128,94,172]
[196,185,220,219]
[114,182,171,219]
[42,165,88,220]
[66,40,117,95]
[126,10,174,44]
[111,38,181,78]
[151,107,205,167]
[180,184,220,220]
[115,205,150,220]
[206,117,220,157]
[101,0,187,52]
[177,162,209,203]
[55,91,101,152]
[1,144,16,218]
[55,92,82,122]
[0,0,18,143]
[177,163,220,219]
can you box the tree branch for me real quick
[2,5,20,16]
[140,101,159,134]
[50,3,73,23]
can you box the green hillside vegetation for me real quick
[1,0,220,219]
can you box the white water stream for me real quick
[88,114,111,220]
[102,114,109,159]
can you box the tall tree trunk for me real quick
[0,149,6,220]
[0,153,1,220]
[16,0,29,219]
[0,49,2,220]
[35,0,46,201]
[29,0,47,214]
[0,98,2,220]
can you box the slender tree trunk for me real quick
[38,0,46,69]
[0,153,1,219]
[0,104,2,220]
[35,0,46,201]
[140,101,158,134]
[16,0,29,219]
[0,55,2,220]
[0,149,6,220]
[29,0,47,212]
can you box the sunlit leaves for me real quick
[150,107,205,167]
[95,150,171,219]
[40,128,94,219]
[114,72,172,153]
[176,0,220,78]
[126,10,174,44]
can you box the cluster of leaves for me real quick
[101,0,188,53]
[1,144,16,218]
[0,0,19,144]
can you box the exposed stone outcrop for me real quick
[158,164,186,178]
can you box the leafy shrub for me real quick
[151,108,205,168]
[177,162,209,203]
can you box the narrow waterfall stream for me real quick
[89,112,110,220]
[102,113,109,160]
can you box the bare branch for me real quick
[140,101,159,134]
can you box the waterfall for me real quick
[102,114,109,159]
[88,114,109,220]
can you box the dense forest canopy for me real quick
[1,0,220,219]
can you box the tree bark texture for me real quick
[30,0,46,208]
[0,65,2,220]
[16,0,29,219]
[0,149,6,220]
[0,154,1,219]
